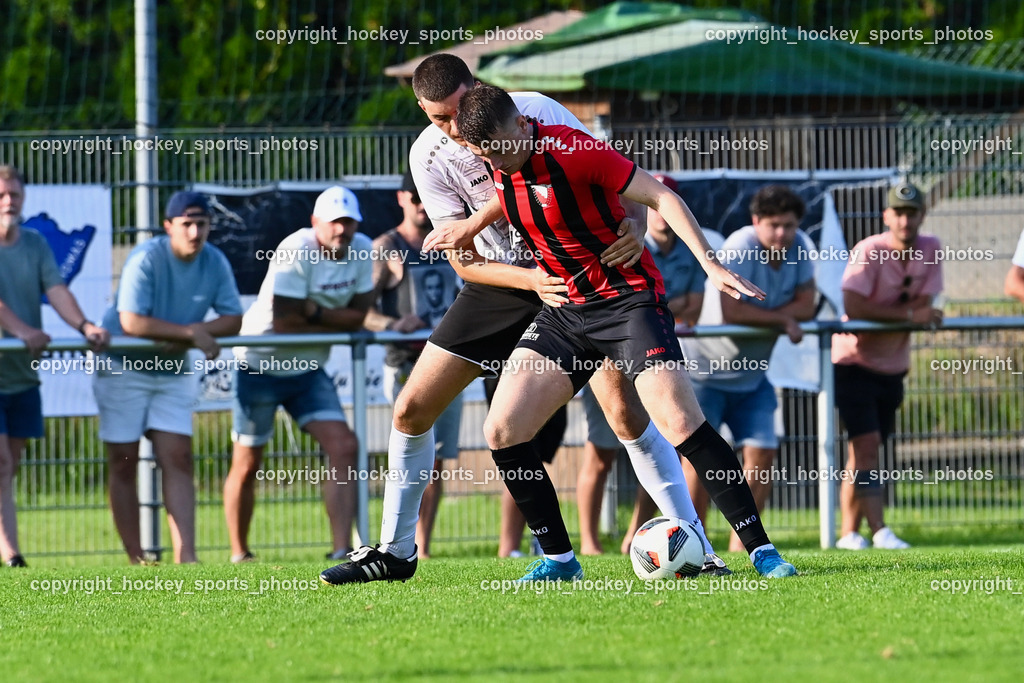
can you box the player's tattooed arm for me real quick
[422,195,503,252]
[448,248,568,307]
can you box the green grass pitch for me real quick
[4,545,1023,681]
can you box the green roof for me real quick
[492,1,762,58]
[477,18,1024,98]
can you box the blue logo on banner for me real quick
[24,213,97,285]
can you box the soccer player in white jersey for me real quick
[321,54,723,585]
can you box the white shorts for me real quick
[93,369,200,443]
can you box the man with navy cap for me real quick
[93,190,243,564]
[226,186,374,563]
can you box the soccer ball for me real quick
[629,516,706,580]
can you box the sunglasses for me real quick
[898,275,913,303]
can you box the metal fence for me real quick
[2,115,1022,564]
[4,313,1022,565]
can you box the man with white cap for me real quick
[226,186,374,563]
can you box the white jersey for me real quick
[409,92,591,268]
[235,228,374,375]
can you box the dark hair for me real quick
[749,185,805,220]
[455,85,520,147]
[0,165,26,185]
[412,54,474,103]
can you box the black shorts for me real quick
[428,282,542,376]
[834,363,906,439]
[516,290,685,394]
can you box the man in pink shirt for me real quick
[832,182,943,550]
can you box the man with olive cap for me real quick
[832,181,943,550]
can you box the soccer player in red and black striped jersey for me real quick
[456,85,798,580]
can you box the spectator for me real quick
[94,190,242,564]
[832,181,942,550]
[363,172,462,559]
[226,186,372,563]
[0,165,110,568]
[681,185,816,552]
[1004,228,1024,304]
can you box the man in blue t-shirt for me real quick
[93,191,242,564]
[682,185,815,552]
[0,165,111,568]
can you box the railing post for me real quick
[138,437,162,561]
[351,336,370,547]
[817,324,837,549]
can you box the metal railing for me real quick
[4,315,1022,562]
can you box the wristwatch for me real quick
[307,304,323,325]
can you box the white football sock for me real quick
[622,420,715,555]
[378,426,434,559]
[544,551,575,563]
[749,543,776,564]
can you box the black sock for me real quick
[677,421,771,553]
[491,441,572,555]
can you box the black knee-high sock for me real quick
[492,441,572,555]
[677,421,771,553]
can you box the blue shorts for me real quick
[232,369,346,447]
[0,386,44,439]
[692,377,779,449]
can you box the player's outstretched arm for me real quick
[422,195,504,252]
[622,169,765,301]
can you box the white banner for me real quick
[26,185,113,417]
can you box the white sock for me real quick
[544,551,575,563]
[749,543,776,564]
[622,420,715,555]
[378,426,434,559]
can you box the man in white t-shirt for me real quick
[1004,229,1024,304]
[226,186,374,563]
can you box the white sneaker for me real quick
[873,527,910,550]
[836,532,869,550]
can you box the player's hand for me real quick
[600,216,645,268]
[388,314,428,334]
[17,327,51,358]
[82,323,111,353]
[708,263,765,301]
[531,269,568,307]
[783,317,803,344]
[188,325,221,361]
[423,218,479,252]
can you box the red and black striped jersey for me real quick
[491,123,664,304]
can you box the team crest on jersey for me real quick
[530,184,553,208]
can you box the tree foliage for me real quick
[1,0,1021,131]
